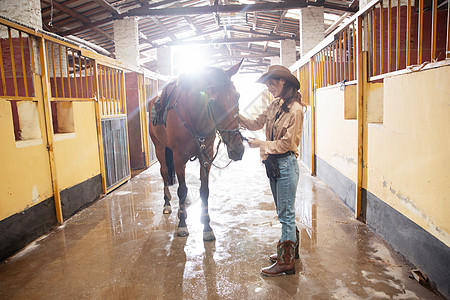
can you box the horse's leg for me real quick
[174,158,189,237]
[154,144,172,214]
[200,161,215,241]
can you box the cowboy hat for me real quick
[256,65,300,90]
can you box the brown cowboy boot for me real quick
[269,228,299,263]
[261,240,295,276]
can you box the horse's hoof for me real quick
[177,227,189,237]
[163,205,172,214]
[203,230,215,242]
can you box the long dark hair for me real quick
[278,79,302,113]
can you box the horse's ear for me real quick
[225,59,244,78]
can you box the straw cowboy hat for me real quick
[256,65,300,91]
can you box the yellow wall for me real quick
[0,99,53,220]
[54,101,100,191]
[367,66,450,247]
[0,97,100,221]
[316,85,358,182]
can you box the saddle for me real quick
[151,80,179,126]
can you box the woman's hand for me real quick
[247,137,261,148]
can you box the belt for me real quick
[269,151,294,158]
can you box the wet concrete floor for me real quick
[0,147,443,299]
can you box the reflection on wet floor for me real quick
[0,148,442,299]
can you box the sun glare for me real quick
[173,45,210,75]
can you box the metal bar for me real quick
[344,29,348,80]
[407,0,411,65]
[116,69,121,114]
[380,1,384,73]
[388,0,392,72]
[347,27,352,80]
[323,50,326,87]
[327,45,331,85]
[121,71,126,114]
[38,37,64,224]
[98,65,104,116]
[321,50,325,87]
[332,42,336,84]
[90,59,94,98]
[65,47,71,97]
[8,28,18,96]
[84,57,88,99]
[114,69,118,114]
[50,43,57,98]
[372,9,377,76]
[327,46,331,86]
[353,22,357,80]
[58,45,65,97]
[337,35,341,82]
[340,32,344,82]
[78,53,84,98]
[321,51,325,88]
[396,0,401,70]
[72,49,78,98]
[107,67,112,115]
[431,0,437,60]
[418,0,424,63]
[19,32,29,97]
[104,66,110,115]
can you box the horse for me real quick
[149,60,245,241]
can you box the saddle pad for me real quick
[151,96,169,126]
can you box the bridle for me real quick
[206,90,245,143]
[171,82,244,170]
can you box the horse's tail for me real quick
[165,147,176,186]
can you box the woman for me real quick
[239,65,305,276]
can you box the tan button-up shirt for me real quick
[239,98,304,160]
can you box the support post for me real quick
[310,57,316,176]
[356,16,368,222]
[39,37,63,224]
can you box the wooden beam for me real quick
[41,0,113,41]
[229,26,292,38]
[91,0,120,15]
[175,3,202,35]
[325,13,351,36]
[213,53,279,59]
[264,10,287,51]
[123,1,356,18]
[152,17,176,40]
[156,35,295,48]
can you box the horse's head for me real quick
[203,61,245,161]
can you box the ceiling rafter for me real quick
[151,17,176,40]
[264,10,288,51]
[41,0,113,41]
[122,1,356,18]
[175,3,202,35]
[91,0,120,15]
[153,35,296,48]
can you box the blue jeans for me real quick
[269,153,299,243]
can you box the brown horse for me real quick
[149,61,245,241]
